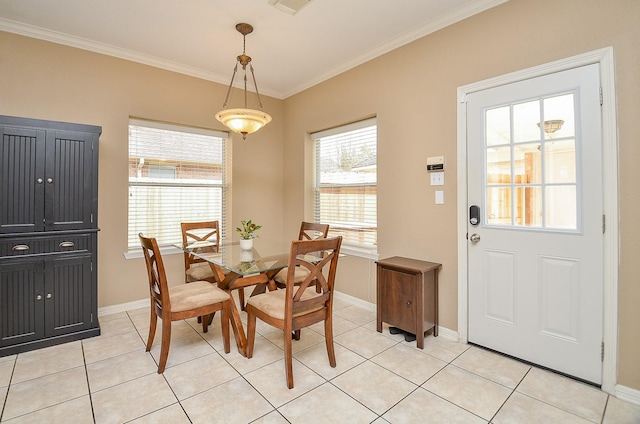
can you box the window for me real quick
[485,93,578,230]
[312,118,377,249]
[128,119,229,250]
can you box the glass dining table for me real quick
[175,238,294,357]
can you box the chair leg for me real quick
[238,288,246,311]
[221,302,230,354]
[146,310,158,352]
[324,317,336,368]
[284,324,294,389]
[293,330,301,340]
[202,313,210,333]
[246,307,257,359]
[158,318,172,373]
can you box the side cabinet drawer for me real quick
[0,234,92,258]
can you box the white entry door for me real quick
[467,64,603,384]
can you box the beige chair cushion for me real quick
[246,289,322,320]
[186,262,215,282]
[169,280,229,312]
[273,266,311,285]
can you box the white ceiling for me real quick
[0,0,507,99]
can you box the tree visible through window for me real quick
[127,119,228,249]
[312,118,377,249]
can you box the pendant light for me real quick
[216,23,272,140]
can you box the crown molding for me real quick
[1,0,508,100]
[282,0,510,97]
[0,17,283,99]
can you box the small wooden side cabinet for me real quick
[376,256,441,349]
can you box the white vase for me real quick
[239,238,254,250]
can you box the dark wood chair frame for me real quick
[246,236,342,388]
[139,233,230,373]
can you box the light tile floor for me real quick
[1,295,639,423]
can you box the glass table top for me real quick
[176,238,293,276]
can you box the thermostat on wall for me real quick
[427,156,445,171]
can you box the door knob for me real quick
[470,233,481,243]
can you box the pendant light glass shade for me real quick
[216,108,272,138]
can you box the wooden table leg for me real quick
[217,271,272,357]
[225,288,247,355]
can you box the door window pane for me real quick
[513,101,540,143]
[486,106,510,146]
[546,186,576,229]
[545,139,576,184]
[543,94,575,139]
[487,187,512,225]
[514,143,542,184]
[514,186,542,227]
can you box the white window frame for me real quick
[312,118,377,257]
[125,118,229,258]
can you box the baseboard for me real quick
[436,326,460,342]
[334,291,376,311]
[98,298,148,316]
[333,291,460,342]
[615,384,640,406]
[100,292,461,342]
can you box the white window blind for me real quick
[312,118,377,249]
[128,118,229,249]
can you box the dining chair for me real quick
[181,220,221,284]
[271,222,330,338]
[273,222,330,287]
[181,221,243,313]
[245,236,342,388]
[139,233,231,373]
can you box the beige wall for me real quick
[282,0,640,390]
[0,0,638,391]
[0,31,285,307]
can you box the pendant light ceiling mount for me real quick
[216,23,272,140]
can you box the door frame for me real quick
[456,47,618,393]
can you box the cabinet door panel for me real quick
[45,253,93,337]
[45,130,96,231]
[0,126,46,233]
[380,268,418,332]
[0,259,45,346]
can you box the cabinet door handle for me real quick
[406,301,412,306]
[59,241,75,248]
[37,178,43,184]
[36,295,42,301]
[47,178,53,183]
[46,293,53,299]
[12,244,30,252]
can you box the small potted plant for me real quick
[236,219,262,250]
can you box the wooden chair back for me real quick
[181,221,220,282]
[298,221,330,241]
[139,233,171,320]
[285,236,341,323]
